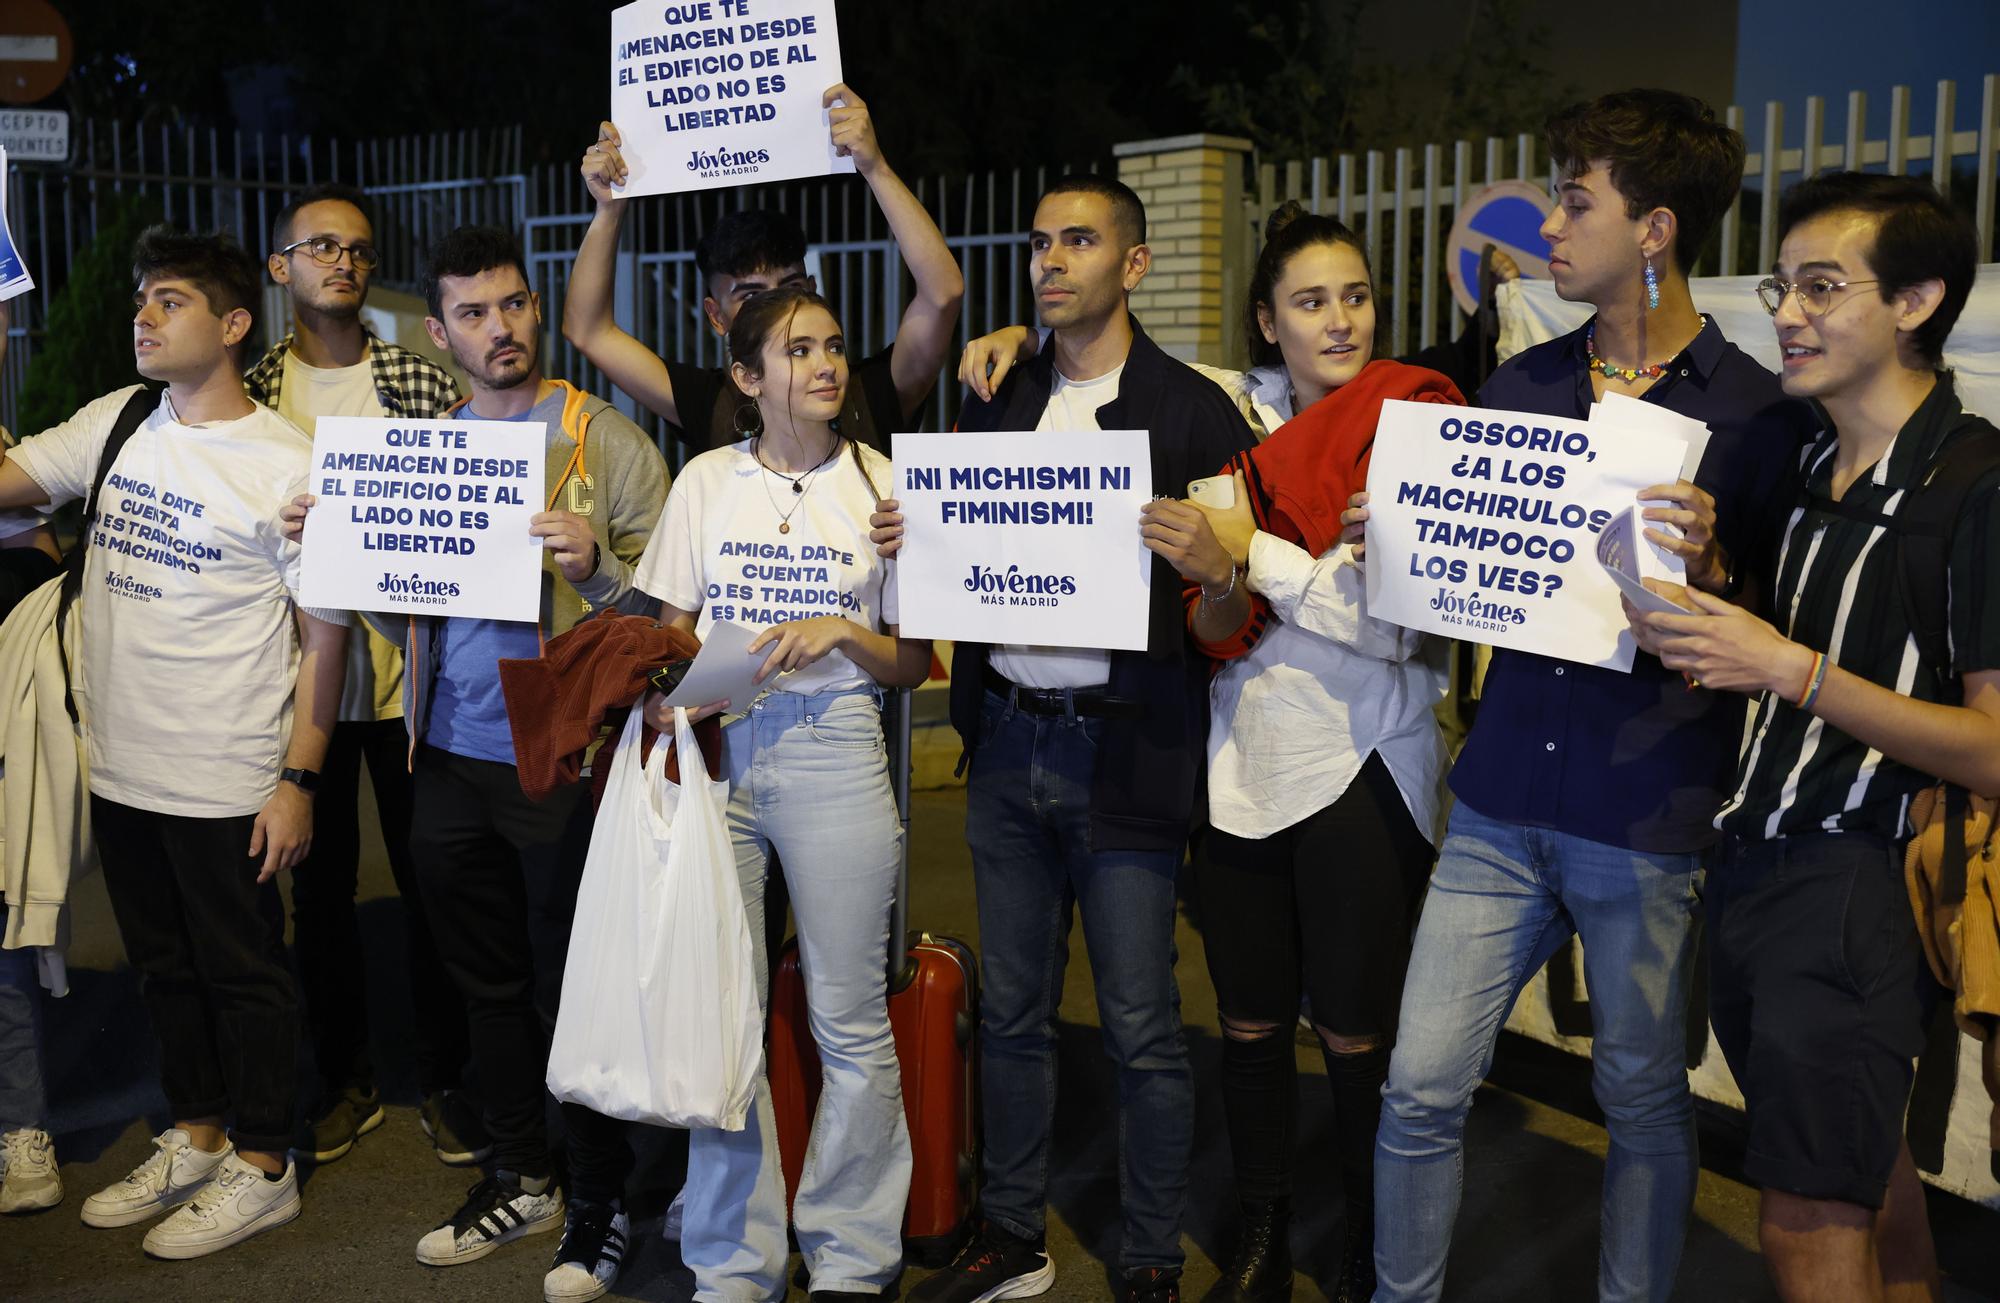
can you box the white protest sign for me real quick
[609,0,851,197]
[1363,400,1687,671]
[0,145,33,301]
[894,430,1152,652]
[299,416,547,622]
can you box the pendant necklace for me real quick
[754,433,839,534]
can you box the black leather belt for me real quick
[983,666,1142,718]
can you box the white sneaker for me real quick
[142,1152,301,1259]
[0,1127,62,1212]
[416,1171,566,1266]
[543,1201,630,1302]
[661,1186,684,1241]
[80,1128,231,1228]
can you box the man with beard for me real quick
[244,184,485,1171]
[283,225,668,1303]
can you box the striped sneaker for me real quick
[542,1200,629,1302]
[415,1171,564,1267]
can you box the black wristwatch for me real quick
[280,767,320,795]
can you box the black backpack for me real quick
[52,385,163,721]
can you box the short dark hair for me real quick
[132,225,260,319]
[271,182,374,253]
[1545,89,1744,273]
[1245,200,1377,368]
[694,209,808,287]
[1777,171,1977,367]
[1041,174,1147,247]
[422,224,528,318]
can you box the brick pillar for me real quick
[1113,133,1253,368]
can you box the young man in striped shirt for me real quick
[1630,171,1990,1301]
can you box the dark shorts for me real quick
[1708,831,1934,1208]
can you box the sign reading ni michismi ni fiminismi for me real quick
[299,417,547,622]
[893,430,1154,652]
[609,0,852,197]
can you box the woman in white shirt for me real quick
[1133,203,1462,1303]
[633,285,930,1303]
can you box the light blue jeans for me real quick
[1373,802,1700,1303]
[681,688,913,1301]
[0,944,46,1131]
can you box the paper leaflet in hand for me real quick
[1596,507,1687,615]
[661,619,767,713]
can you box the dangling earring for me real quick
[1644,256,1660,312]
[733,398,762,437]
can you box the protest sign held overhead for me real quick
[893,429,1153,651]
[299,416,548,622]
[608,0,851,196]
[1362,399,1689,672]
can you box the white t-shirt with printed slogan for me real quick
[10,386,321,817]
[635,437,899,698]
[989,363,1124,689]
[274,350,405,723]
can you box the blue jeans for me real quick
[0,945,46,1131]
[1374,802,1700,1303]
[682,688,912,1301]
[964,690,1193,1272]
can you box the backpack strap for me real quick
[54,385,164,721]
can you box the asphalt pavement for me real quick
[7,782,1999,1301]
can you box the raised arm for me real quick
[826,84,964,421]
[562,122,683,426]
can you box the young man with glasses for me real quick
[1361,90,1811,1302]
[1628,171,1989,1301]
[244,184,487,1171]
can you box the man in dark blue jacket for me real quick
[1368,91,1810,1303]
[886,175,1254,1303]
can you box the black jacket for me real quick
[950,315,1257,851]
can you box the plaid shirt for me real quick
[244,327,461,419]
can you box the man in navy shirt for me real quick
[1366,91,1808,1302]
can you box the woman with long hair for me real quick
[1132,203,1460,1302]
[633,285,930,1303]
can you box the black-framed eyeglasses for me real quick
[1755,275,1879,317]
[279,235,381,271]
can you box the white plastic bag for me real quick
[547,705,760,1129]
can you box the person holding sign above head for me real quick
[878,175,1257,1303]
[243,182,487,1174]
[0,228,351,1258]
[1626,173,1988,1303]
[565,82,963,453]
[1126,202,1463,1303]
[1353,91,1813,1303]
[628,284,930,1303]
[281,224,668,1303]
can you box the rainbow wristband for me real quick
[1796,651,1830,712]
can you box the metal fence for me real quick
[11,73,1997,438]
[1253,73,2000,360]
[0,120,524,432]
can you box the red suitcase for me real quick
[766,689,980,1266]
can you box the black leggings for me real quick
[1194,752,1434,1205]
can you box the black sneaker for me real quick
[909,1220,1056,1302]
[421,1089,494,1166]
[1124,1267,1181,1303]
[416,1170,565,1266]
[543,1199,629,1302]
[300,1086,385,1163]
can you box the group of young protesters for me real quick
[0,77,1988,1303]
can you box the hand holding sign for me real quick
[823,83,880,174]
[582,121,630,204]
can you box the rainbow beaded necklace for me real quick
[1585,323,1669,383]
